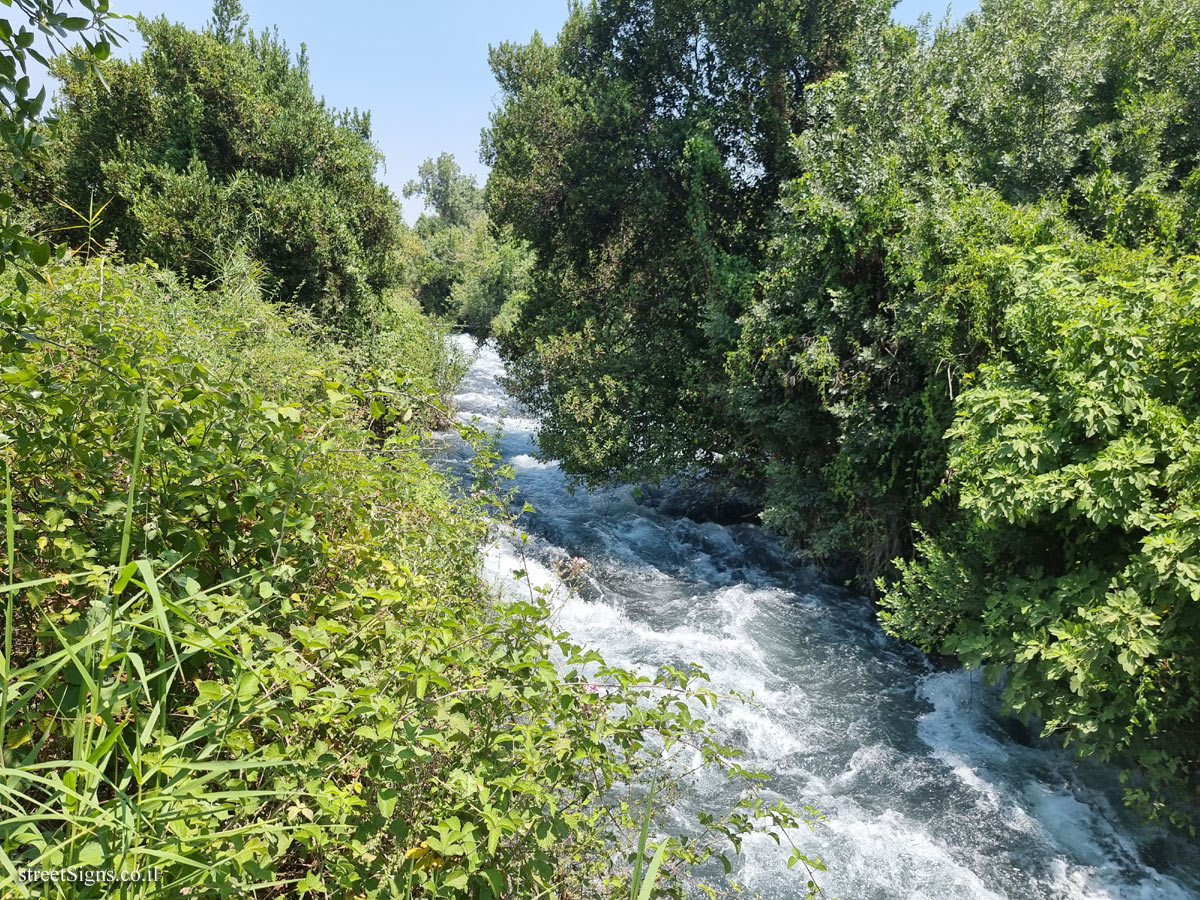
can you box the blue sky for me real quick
[110,1,966,221]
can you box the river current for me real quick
[439,335,1199,900]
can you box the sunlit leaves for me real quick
[883,247,1200,830]
[0,254,816,895]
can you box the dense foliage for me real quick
[484,0,888,481]
[22,5,401,333]
[881,245,1200,826]
[741,0,1200,580]
[487,0,1200,823]
[1,4,827,897]
[401,153,532,335]
[0,257,809,898]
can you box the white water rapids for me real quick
[437,335,1199,900]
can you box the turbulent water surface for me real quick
[439,335,1200,900]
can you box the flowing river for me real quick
[439,335,1200,900]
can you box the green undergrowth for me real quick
[0,254,821,898]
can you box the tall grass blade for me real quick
[630,769,658,900]
[1,465,13,768]
[636,841,669,900]
[118,388,149,571]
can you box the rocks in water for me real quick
[637,477,762,525]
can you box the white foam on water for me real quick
[509,453,555,469]
[740,808,1011,900]
[445,338,1200,900]
[913,670,1196,899]
[916,670,1011,764]
[455,411,542,434]
[826,745,905,792]
[1044,857,1197,900]
[479,533,579,614]
[932,752,1013,817]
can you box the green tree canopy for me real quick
[24,6,401,332]
[403,151,483,228]
[484,0,890,484]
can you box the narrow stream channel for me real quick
[439,335,1200,900]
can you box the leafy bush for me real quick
[23,10,401,333]
[881,244,1200,828]
[0,256,819,897]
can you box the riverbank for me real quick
[1,257,814,899]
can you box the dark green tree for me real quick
[25,4,401,332]
[484,0,889,485]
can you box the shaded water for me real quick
[439,335,1199,900]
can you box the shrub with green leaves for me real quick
[881,244,1200,828]
[23,7,400,333]
[0,256,821,898]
